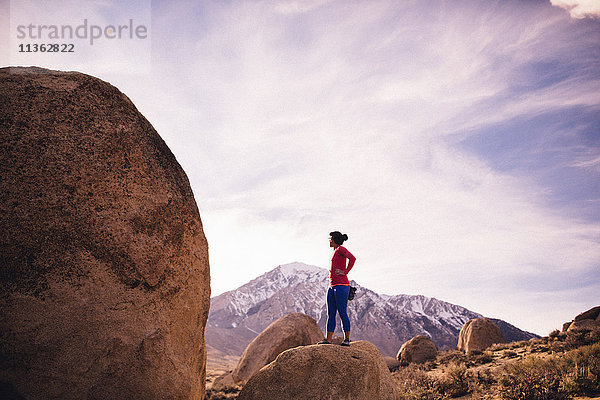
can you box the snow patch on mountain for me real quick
[278,262,328,280]
[207,262,538,357]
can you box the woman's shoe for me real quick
[317,339,331,344]
[341,339,351,347]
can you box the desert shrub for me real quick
[509,340,528,350]
[566,328,588,348]
[205,392,229,400]
[489,342,510,351]
[497,356,568,400]
[464,350,495,367]
[396,338,600,400]
[438,363,471,398]
[394,365,443,400]
[563,342,600,396]
[502,350,517,359]
[537,336,550,344]
[395,362,481,400]
[496,343,600,399]
[550,340,566,353]
[473,351,494,365]
[565,327,600,349]
[530,344,550,353]
[548,329,561,340]
[469,368,498,400]
[436,349,468,367]
[205,385,243,400]
[423,360,438,371]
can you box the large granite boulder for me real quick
[565,306,600,332]
[237,340,398,400]
[458,318,505,354]
[574,306,600,322]
[231,312,323,383]
[0,67,210,399]
[397,334,438,364]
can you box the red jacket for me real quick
[329,246,356,286]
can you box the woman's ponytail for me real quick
[329,231,348,245]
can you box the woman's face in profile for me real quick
[329,236,336,248]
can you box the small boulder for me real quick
[458,318,505,353]
[237,340,398,400]
[211,372,235,390]
[384,356,401,372]
[397,335,438,364]
[232,313,323,383]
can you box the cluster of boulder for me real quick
[212,313,512,399]
[563,306,600,332]
[213,313,399,399]
[217,307,600,398]
[391,307,600,369]
[213,313,323,387]
[392,317,506,366]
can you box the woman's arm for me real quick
[340,247,356,274]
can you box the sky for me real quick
[1,0,599,336]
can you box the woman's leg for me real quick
[326,287,337,339]
[333,285,351,338]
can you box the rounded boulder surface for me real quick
[211,372,236,391]
[574,306,600,322]
[237,340,399,400]
[567,319,600,331]
[0,67,210,399]
[458,318,505,354]
[384,356,401,372]
[232,312,323,383]
[397,334,438,364]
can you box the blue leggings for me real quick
[326,285,351,332]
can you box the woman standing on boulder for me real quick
[319,231,356,347]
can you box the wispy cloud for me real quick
[9,0,598,335]
[573,155,600,171]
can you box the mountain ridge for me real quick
[207,262,537,357]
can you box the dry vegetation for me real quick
[205,327,600,400]
[393,327,600,400]
[205,345,241,400]
[205,384,243,400]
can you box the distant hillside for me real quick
[207,262,537,357]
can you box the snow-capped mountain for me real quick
[206,262,537,357]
